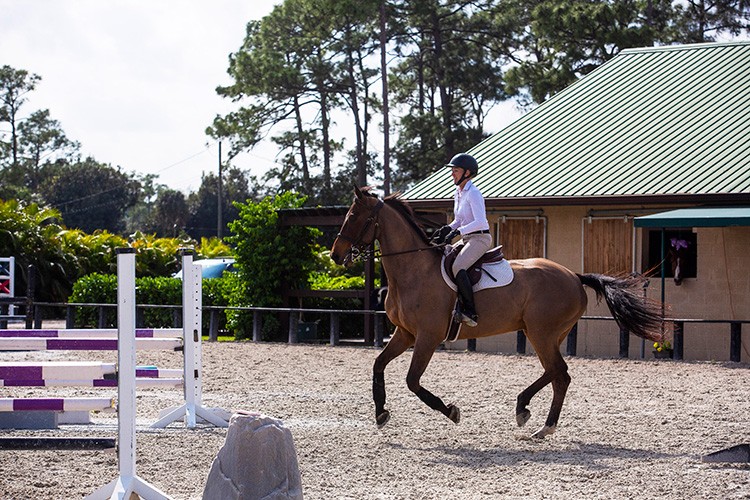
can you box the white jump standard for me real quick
[87,248,171,500]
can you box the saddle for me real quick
[443,244,505,285]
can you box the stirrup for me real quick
[461,313,478,327]
[453,305,478,327]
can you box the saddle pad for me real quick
[441,256,514,293]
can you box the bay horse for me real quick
[330,187,664,439]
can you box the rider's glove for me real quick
[430,225,452,244]
[431,225,459,245]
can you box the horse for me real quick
[330,186,664,439]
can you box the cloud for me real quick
[0,0,279,192]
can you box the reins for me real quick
[339,196,446,263]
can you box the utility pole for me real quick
[380,0,391,196]
[217,141,223,239]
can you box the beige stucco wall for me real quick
[446,206,749,363]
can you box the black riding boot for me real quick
[455,269,478,327]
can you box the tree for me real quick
[674,0,750,42]
[17,109,80,190]
[0,65,40,170]
[1,65,80,200]
[39,157,141,233]
[389,0,507,188]
[149,188,189,237]
[186,166,250,240]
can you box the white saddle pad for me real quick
[441,255,514,293]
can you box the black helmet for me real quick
[445,153,478,177]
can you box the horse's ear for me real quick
[354,185,363,199]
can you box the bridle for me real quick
[336,197,447,265]
[336,199,384,265]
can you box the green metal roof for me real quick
[634,207,750,228]
[403,41,750,202]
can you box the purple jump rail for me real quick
[0,363,181,380]
[0,397,115,412]
[0,337,182,351]
[0,378,183,388]
[0,328,182,338]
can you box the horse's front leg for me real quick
[372,327,414,428]
[406,332,460,424]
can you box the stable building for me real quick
[402,41,750,362]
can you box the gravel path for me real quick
[1,341,748,499]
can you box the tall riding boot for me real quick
[455,269,478,327]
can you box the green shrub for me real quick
[69,273,233,329]
[226,192,321,340]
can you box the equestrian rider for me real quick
[430,153,492,327]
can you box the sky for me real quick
[1,0,522,194]
[1,0,282,193]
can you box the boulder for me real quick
[203,412,303,500]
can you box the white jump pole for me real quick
[88,248,171,500]
[151,249,228,429]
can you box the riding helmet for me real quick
[445,153,479,177]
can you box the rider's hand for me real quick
[431,225,457,245]
[430,225,451,244]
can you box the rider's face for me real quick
[451,167,468,186]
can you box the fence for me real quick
[12,301,749,362]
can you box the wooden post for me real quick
[65,305,75,328]
[330,313,340,346]
[619,325,629,358]
[516,330,526,354]
[566,323,578,356]
[97,306,107,329]
[288,314,298,344]
[253,311,262,342]
[673,321,684,360]
[730,322,741,362]
[209,309,219,342]
[374,313,384,348]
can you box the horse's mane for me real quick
[359,187,434,248]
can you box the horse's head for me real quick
[330,186,383,266]
[668,237,689,286]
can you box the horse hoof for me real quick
[448,404,460,424]
[376,410,391,428]
[516,409,531,427]
[530,425,556,439]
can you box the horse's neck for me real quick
[377,209,441,288]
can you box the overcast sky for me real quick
[1,0,282,193]
[2,0,523,195]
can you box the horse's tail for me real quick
[577,273,663,341]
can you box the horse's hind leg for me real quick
[519,331,571,439]
[372,326,414,427]
[515,371,555,427]
[406,332,460,424]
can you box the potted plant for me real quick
[653,339,674,359]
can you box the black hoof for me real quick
[376,410,391,428]
[516,409,531,427]
[448,404,460,424]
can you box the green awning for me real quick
[634,207,750,228]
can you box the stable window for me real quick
[642,229,697,280]
[494,216,546,259]
[583,216,634,274]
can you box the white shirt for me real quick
[449,180,490,235]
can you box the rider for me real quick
[431,153,492,327]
